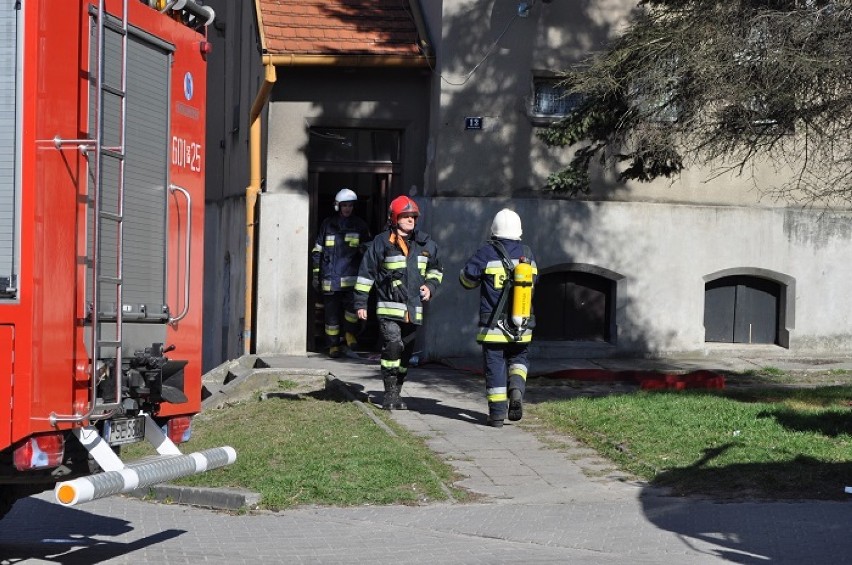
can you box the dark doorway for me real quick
[533,271,615,342]
[307,127,402,353]
[704,275,781,344]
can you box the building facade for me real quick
[203,0,852,365]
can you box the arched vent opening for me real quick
[533,270,617,343]
[704,275,783,344]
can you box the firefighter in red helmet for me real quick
[354,196,443,409]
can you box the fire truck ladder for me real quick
[88,0,128,418]
[46,0,127,426]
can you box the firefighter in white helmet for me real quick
[311,188,371,358]
[459,209,538,427]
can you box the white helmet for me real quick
[491,209,523,240]
[334,188,357,211]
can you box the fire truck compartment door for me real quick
[87,19,172,324]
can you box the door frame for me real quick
[306,163,401,352]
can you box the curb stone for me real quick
[202,367,328,409]
[126,484,261,512]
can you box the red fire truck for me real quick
[0,0,234,520]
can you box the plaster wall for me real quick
[424,198,852,359]
[430,0,823,208]
[430,0,630,199]
[414,1,852,359]
[202,0,262,370]
[203,0,261,201]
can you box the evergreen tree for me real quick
[539,1,852,203]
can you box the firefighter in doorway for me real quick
[354,196,443,410]
[311,188,372,358]
[459,209,538,428]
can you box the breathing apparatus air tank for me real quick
[511,258,533,328]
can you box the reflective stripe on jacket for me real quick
[354,229,442,325]
[311,215,371,292]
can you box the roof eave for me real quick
[262,53,433,68]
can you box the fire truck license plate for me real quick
[104,416,146,446]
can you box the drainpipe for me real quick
[244,60,276,354]
[408,0,433,58]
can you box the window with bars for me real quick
[528,78,580,124]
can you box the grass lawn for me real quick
[125,384,469,510]
[530,383,852,500]
[127,369,852,506]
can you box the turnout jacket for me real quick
[311,215,371,292]
[459,238,539,343]
[354,229,443,325]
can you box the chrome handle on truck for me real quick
[168,184,192,325]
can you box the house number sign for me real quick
[464,117,483,130]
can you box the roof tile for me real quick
[257,0,426,61]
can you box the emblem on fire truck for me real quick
[184,71,194,101]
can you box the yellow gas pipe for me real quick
[244,60,276,354]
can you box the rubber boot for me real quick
[382,374,400,410]
[487,400,507,428]
[486,416,504,428]
[394,377,408,410]
[508,388,523,422]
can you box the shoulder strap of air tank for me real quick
[486,240,514,329]
[490,239,515,273]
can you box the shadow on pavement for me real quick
[404,396,487,424]
[336,373,488,424]
[0,496,185,564]
[640,488,852,564]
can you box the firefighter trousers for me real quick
[323,289,359,348]
[378,318,417,382]
[482,342,529,419]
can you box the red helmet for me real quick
[388,196,420,225]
